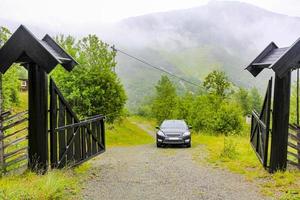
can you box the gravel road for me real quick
[81,144,270,200]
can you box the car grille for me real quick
[164,138,184,144]
[165,133,181,137]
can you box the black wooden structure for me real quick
[250,78,272,168]
[49,79,105,168]
[0,25,105,173]
[246,38,300,172]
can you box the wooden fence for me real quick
[0,110,28,174]
[288,124,300,169]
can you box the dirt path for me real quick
[81,144,270,200]
[131,121,156,137]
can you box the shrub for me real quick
[220,137,239,159]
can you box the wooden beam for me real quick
[28,63,48,172]
[0,73,4,172]
[270,71,291,172]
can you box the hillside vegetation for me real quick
[100,1,300,111]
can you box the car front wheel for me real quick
[157,142,162,148]
[186,142,191,148]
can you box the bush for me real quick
[214,102,243,134]
[189,94,243,134]
[220,137,239,159]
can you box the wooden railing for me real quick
[288,124,300,169]
[0,110,28,174]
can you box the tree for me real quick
[235,88,251,116]
[52,35,126,122]
[249,87,262,112]
[151,76,178,124]
[0,26,20,110]
[203,70,231,97]
[175,92,195,124]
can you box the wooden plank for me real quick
[81,126,86,159]
[288,142,300,151]
[287,160,300,168]
[2,117,28,131]
[58,99,66,168]
[0,73,4,168]
[86,122,91,157]
[2,127,27,140]
[49,80,58,167]
[66,111,74,162]
[2,136,28,150]
[4,147,28,159]
[2,110,28,123]
[55,116,104,131]
[91,121,97,154]
[101,119,105,151]
[4,154,27,167]
[74,125,81,162]
[1,111,11,119]
[96,121,101,151]
[287,151,300,160]
[289,133,300,143]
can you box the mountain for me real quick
[2,1,300,112]
[99,1,300,111]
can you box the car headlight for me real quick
[183,132,191,136]
[157,131,165,137]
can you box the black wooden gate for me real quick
[49,79,105,168]
[250,78,272,168]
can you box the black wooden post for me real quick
[0,74,4,172]
[270,71,291,172]
[28,64,48,171]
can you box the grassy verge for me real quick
[106,118,154,147]
[192,133,300,200]
[0,163,90,200]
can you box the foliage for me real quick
[235,88,251,115]
[249,87,262,112]
[192,133,300,200]
[51,35,127,122]
[220,137,239,159]
[141,70,245,134]
[0,26,21,110]
[175,92,195,125]
[190,94,243,134]
[203,70,231,97]
[150,76,178,124]
[0,169,82,200]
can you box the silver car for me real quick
[156,120,192,148]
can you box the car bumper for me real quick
[156,135,191,145]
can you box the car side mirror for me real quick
[188,125,193,129]
[156,126,160,129]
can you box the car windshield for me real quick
[160,120,187,129]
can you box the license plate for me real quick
[169,137,179,140]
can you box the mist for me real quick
[2,1,300,110]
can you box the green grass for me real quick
[0,163,91,200]
[192,133,300,200]
[106,118,154,147]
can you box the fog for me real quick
[2,1,300,109]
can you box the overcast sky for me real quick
[1,0,300,26]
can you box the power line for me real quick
[111,46,200,87]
